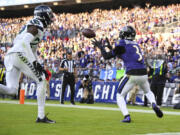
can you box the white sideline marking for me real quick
[136,133,180,135]
[0,100,180,116]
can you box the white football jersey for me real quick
[7,18,44,62]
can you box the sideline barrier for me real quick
[23,81,120,103]
[22,81,179,106]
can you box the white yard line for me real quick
[136,133,180,135]
[0,100,180,116]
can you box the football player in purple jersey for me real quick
[92,26,163,123]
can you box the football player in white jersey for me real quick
[0,5,56,123]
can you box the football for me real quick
[82,28,96,38]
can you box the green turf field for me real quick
[0,99,180,135]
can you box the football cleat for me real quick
[152,103,163,118]
[121,115,131,123]
[36,115,56,124]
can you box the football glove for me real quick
[92,38,103,49]
[105,37,112,50]
[33,61,44,75]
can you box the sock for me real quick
[145,90,156,105]
[37,80,46,119]
[125,114,130,118]
[38,106,45,119]
[117,93,129,116]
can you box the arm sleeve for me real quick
[97,38,126,60]
[22,33,36,63]
[101,49,115,60]
[112,46,126,56]
[100,46,125,60]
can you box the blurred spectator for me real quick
[0,4,179,82]
[79,75,94,104]
[127,85,139,105]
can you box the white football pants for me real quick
[0,53,47,119]
[116,74,156,116]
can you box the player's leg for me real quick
[137,76,156,104]
[116,75,134,122]
[0,54,21,95]
[138,75,163,118]
[35,79,55,123]
[0,68,21,95]
[15,53,55,123]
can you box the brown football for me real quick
[82,28,96,38]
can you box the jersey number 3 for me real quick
[133,45,143,61]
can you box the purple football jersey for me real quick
[116,39,146,72]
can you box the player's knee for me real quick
[117,92,125,98]
[36,79,47,94]
[116,93,125,103]
[8,87,18,95]
[144,89,151,95]
[145,90,153,97]
[116,93,123,99]
[37,79,46,87]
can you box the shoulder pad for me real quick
[27,19,44,31]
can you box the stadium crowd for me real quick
[0,3,179,82]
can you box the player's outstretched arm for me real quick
[92,38,114,60]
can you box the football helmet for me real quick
[34,5,54,28]
[119,26,136,40]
